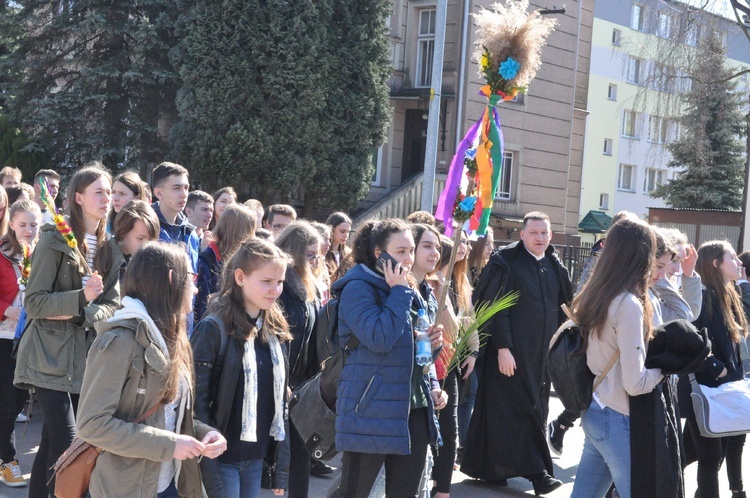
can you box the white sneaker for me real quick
[14,413,27,423]
[0,460,27,487]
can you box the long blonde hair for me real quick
[275,221,321,302]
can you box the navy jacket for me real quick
[152,202,200,272]
[195,244,221,323]
[331,264,440,455]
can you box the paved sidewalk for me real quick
[0,393,738,497]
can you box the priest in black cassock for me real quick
[461,211,573,496]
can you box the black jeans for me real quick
[289,420,311,498]
[0,339,28,462]
[685,408,746,497]
[432,372,458,493]
[29,387,78,498]
[330,408,431,498]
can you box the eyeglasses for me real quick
[306,253,321,263]
[459,239,470,246]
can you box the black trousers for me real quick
[0,339,28,462]
[29,387,78,498]
[330,408,431,498]
[431,372,458,493]
[557,408,579,428]
[685,408,746,498]
[289,420,311,498]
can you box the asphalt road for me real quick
[0,392,737,497]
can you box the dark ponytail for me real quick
[351,218,410,270]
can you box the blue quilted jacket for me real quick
[331,264,440,455]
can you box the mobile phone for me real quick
[377,251,401,273]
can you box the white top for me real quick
[81,233,98,288]
[157,398,180,493]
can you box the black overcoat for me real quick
[461,241,573,481]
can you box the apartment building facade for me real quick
[578,0,750,241]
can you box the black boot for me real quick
[531,472,563,496]
[732,492,747,498]
[310,460,336,477]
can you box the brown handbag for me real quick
[52,401,163,498]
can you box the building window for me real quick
[618,164,636,191]
[416,9,436,88]
[622,110,639,139]
[643,168,666,193]
[686,24,699,46]
[648,116,668,143]
[612,29,622,46]
[599,193,610,210]
[627,57,642,85]
[509,92,525,104]
[657,12,673,39]
[608,83,618,100]
[603,138,613,155]
[495,151,515,201]
[631,4,644,31]
[372,146,383,185]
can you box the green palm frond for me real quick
[445,291,520,376]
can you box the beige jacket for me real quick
[587,292,664,416]
[76,315,213,498]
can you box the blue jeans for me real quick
[220,459,265,498]
[457,370,478,446]
[571,400,631,498]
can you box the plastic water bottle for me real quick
[415,309,432,367]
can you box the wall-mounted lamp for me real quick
[506,227,518,238]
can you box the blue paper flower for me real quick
[465,148,477,161]
[459,196,478,213]
[498,57,521,80]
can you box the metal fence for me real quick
[557,243,594,288]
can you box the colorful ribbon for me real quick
[435,87,505,236]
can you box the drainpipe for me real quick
[421,0,448,212]
[455,0,471,149]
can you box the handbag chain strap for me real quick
[592,350,621,393]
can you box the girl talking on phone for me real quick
[327,219,446,498]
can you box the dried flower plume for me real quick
[474,0,557,97]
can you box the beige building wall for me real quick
[363,0,591,239]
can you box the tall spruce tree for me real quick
[0,1,180,173]
[652,33,746,209]
[171,0,392,212]
[307,0,392,214]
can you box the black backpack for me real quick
[315,285,382,409]
[548,319,620,415]
[315,296,360,409]
[548,320,596,415]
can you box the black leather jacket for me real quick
[191,315,290,496]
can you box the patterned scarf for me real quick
[240,315,286,442]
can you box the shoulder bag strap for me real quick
[592,350,621,393]
[133,402,163,425]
